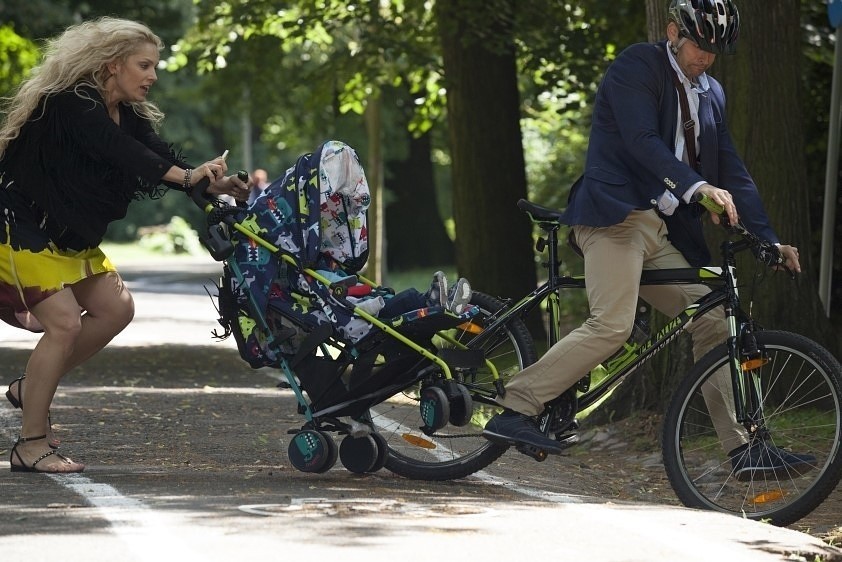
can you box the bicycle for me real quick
[370,194,842,527]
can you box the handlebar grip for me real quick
[693,192,724,215]
[190,176,212,208]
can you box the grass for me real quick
[376,267,460,294]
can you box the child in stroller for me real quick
[320,268,473,319]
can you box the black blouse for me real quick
[0,85,185,247]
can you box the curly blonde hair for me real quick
[0,17,165,156]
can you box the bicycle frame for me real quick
[473,211,759,421]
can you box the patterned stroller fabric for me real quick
[319,143,371,271]
[221,141,375,367]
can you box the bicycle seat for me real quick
[518,199,565,225]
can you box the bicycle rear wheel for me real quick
[374,291,537,480]
[663,330,842,526]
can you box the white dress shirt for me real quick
[657,46,710,215]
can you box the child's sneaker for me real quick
[447,278,472,314]
[426,271,448,307]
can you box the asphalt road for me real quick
[0,256,840,562]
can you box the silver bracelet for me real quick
[183,168,193,194]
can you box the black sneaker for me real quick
[483,411,564,454]
[729,442,817,481]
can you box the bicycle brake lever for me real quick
[757,243,796,279]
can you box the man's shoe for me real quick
[729,441,816,481]
[483,411,564,454]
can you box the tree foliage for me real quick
[1,0,837,341]
[0,25,39,98]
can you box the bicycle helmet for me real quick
[668,0,740,55]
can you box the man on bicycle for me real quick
[483,0,812,478]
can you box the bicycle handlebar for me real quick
[693,193,786,270]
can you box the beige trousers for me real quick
[499,209,746,452]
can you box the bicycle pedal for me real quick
[554,433,580,450]
[515,443,549,462]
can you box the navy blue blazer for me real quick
[560,41,778,266]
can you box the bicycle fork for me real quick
[730,319,769,438]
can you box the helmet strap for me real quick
[670,36,689,55]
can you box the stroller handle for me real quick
[189,176,213,209]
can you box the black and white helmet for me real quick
[669,0,740,55]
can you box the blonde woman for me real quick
[0,17,249,473]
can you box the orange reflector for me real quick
[402,433,436,449]
[752,490,785,504]
[457,322,483,335]
[742,357,769,371]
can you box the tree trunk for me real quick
[364,94,385,284]
[713,1,839,356]
[384,128,455,271]
[645,1,668,43]
[435,0,542,334]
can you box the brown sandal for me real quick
[5,376,60,449]
[9,435,84,473]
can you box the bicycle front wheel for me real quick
[663,330,842,526]
[376,291,538,480]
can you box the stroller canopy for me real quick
[260,140,370,272]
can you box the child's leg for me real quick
[380,288,427,317]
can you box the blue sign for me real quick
[831,0,842,28]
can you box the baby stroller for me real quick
[191,140,532,480]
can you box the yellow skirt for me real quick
[0,241,116,331]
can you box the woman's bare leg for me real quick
[12,273,133,470]
[63,272,134,371]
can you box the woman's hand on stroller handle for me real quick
[189,169,251,208]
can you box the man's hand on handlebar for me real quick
[776,244,801,274]
[695,183,738,227]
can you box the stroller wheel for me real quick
[448,383,474,427]
[288,430,338,473]
[340,434,381,474]
[419,385,450,436]
[369,432,389,472]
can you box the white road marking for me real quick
[49,473,213,560]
